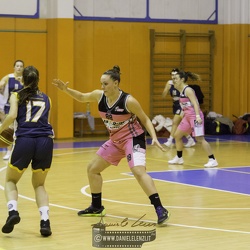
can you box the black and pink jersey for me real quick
[98,90,144,142]
[179,86,200,114]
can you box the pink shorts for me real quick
[178,112,204,137]
[97,133,146,168]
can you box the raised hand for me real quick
[52,79,69,91]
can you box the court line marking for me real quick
[1,166,249,210]
[203,136,250,143]
[82,177,250,209]
[0,167,250,234]
[53,149,97,156]
[220,168,250,175]
[0,179,250,235]
[1,168,250,235]
[1,180,250,235]
[166,223,250,235]
[122,171,250,197]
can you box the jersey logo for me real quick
[14,83,20,90]
[127,154,131,162]
[115,106,124,112]
[133,144,145,153]
[105,111,113,120]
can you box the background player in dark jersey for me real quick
[52,65,170,225]
[0,66,54,237]
[162,68,195,148]
[0,60,24,160]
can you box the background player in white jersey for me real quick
[162,68,195,148]
[0,88,7,124]
[168,71,218,167]
[0,60,24,160]
[53,65,170,225]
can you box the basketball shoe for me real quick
[156,206,170,225]
[204,159,218,168]
[78,205,106,217]
[40,219,52,237]
[2,210,21,233]
[168,155,184,164]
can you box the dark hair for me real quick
[14,60,24,67]
[177,71,201,82]
[170,68,179,74]
[103,65,121,83]
[18,66,39,105]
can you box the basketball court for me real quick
[0,134,249,249]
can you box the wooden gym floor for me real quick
[0,134,250,250]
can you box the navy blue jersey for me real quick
[14,91,54,138]
[4,73,24,114]
[7,74,23,94]
[169,83,182,115]
[169,83,180,101]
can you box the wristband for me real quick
[196,115,201,118]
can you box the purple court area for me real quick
[146,167,250,196]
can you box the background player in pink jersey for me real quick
[53,65,170,225]
[162,68,195,148]
[168,71,218,168]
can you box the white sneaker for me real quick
[164,140,173,148]
[168,155,184,164]
[204,159,218,168]
[184,139,196,148]
[3,153,10,160]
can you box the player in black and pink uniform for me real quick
[168,70,218,167]
[0,66,54,237]
[52,65,170,225]
[162,68,196,148]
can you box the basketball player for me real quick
[162,68,196,148]
[52,65,170,225]
[168,70,218,167]
[0,60,24,160]
[0,66,54,237]
[0,88,7,124]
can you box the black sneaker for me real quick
[40,220,52,237]
[77,205,106,217]
[2,210,21,233]
[156,206,170,225]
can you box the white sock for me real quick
[168,136,173,141]
[5,150,11,155]
[186,135,192,140]
[7,200,17,211]
[39,206,49,221]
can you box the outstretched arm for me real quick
[52,79,102,103]
[127,96,165,152]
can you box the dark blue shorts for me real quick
[10,137,53,172]
[173,102,182,115]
